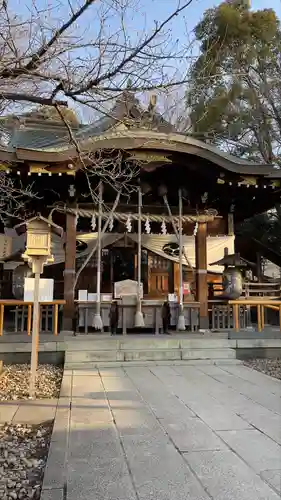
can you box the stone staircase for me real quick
[64,336,241,368]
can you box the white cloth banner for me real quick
[7,232,235,273]
[74,233,234,273]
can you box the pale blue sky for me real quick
[7,0,280,121]
[10,0,280,37]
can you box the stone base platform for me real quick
[1,333,281,366]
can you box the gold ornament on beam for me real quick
[127,151,172,166]
[239,177,257,186]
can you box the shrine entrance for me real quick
[112,248,135,283]
[101,240,150,295]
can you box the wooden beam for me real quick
[228,213,234,236]
[62,210,76,332]
[195,222,208,329]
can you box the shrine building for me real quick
[0,93,280,333]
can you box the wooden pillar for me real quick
[195,222,208,329]
[228,213,234,236]
[62,211,76,331]
[0,262,3,299]
[256,252,263,281]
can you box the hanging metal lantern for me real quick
[222,267,243,299]
[210,253,247,300]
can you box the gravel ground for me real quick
[244,358,281,380]
[0,365,63,401]
[0,421,53,500]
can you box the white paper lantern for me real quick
[145,217,151,234]
[91,214,96,231]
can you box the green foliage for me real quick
[187,0,281,164]
[237,206,281,257]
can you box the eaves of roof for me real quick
[0,128,279,179]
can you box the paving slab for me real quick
[160,417,227,452]
[204,370,281,414]
[67,458,137,500]
[184,450,281,500]
[122,438,210,500]
[261,470,281,491]
[41,489,64,500]
[12,399,58,423]
[125,367,196,419]
[193,365,281,443]
[0,403,19,423]
[152,369,251,431]
[220,364,281,394]
[43,439,67,490]
[217,429,281,474]
[42,361,281,500]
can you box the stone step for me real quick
[65,346,236,363]
[124,349,181,362]
[180,339,235,349]
[65,337,235,351]
[182,348,236,360]
[65,350,124,363]
[64,359,243,369]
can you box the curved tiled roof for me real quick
[0,91,279,178]
[8,129,279,178]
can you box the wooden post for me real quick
[63,210,76,332]
[135,186,145,327]
[195,222,208,329]
[257,304,262,332]
[256,252,262,281]
[54,304,59,336]
[261,305,265,330]
[27,304,32,336]
[228,213,234,236]
[0,304,4,336]
[29,257,45,399]
[93,182,103,331]
[177,188,185,330]
[234,303,239,332]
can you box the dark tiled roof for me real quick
[0,92,279,179]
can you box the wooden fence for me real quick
[0,300,65,336]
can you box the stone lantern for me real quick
[16,216,63,273]
[15,215,63,398]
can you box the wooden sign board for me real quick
[114,279,143,299]
[0,234,12,260]
[24,278,54,302]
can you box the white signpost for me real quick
[24,278,54,302]
[114,279,143,299]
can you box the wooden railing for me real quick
[243,282,281,299]
[208,300,248,330]
[229,299,281,333]
[0,300,65,336]
[212,281,281,299]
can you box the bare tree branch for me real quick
[24,0,98,73]
[0,0,195,113]
[0,92,67,106]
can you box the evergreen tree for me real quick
[187,1,281,164]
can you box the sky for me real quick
[6,0,281,122]
[9,0,281,40]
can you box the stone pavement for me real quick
[0,398,58,424]
[41,363,281,500]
